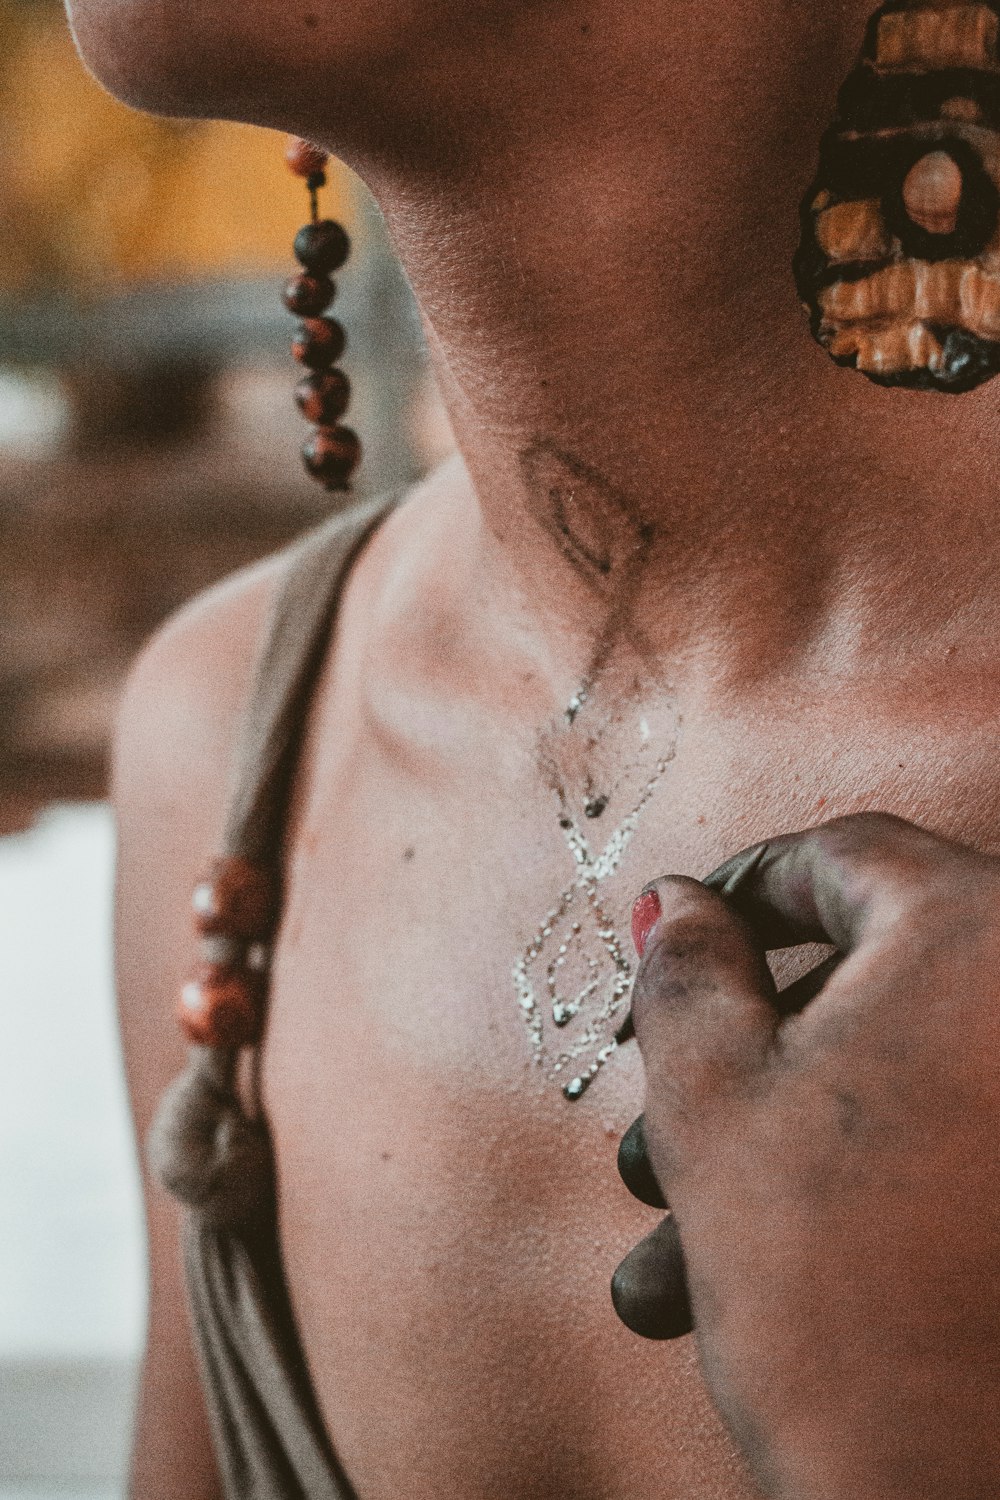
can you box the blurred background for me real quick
[0,1,451,1492]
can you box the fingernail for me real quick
[631,888,662,958]
[615,1011,636,1046]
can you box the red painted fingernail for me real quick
[631,889,661,958]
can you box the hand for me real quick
[613,813,1000,1500]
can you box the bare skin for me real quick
[76,0,1000,1495]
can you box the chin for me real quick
[65,0,227,117]
[64,0,538,163]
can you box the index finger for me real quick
[703,811,964,955]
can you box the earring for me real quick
[796,2,1000,393]
[284,138,361,489]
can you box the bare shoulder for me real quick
[114,552,282,833]
[111,546,291,1499]
[113,488,441,1494]
[114,466,468,1040]
[113,542,288,1101]
[110,473,464,1496]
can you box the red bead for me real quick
[191,857,276,941]
[302,425,361,490]
[178,963,261,1048]
[291,317,346,369]
[285,137,329,177]
[295,369,350,424]
[294,220,350,275]
[283,273,335,317]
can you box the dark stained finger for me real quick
[616,876,841,1051]
[617,1115,669,1210]
[632,877,779,1124]
[611,1215,693,1341]
[702,812,954,955]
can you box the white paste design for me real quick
[513,752,673,1099]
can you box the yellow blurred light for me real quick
[0,5,355,295]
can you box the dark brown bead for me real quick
[294,369,350,424]
[302,425,361,489]
[282,273,335,317]
[178,962,261,1049]
[294,219,350,275]
[291,317,346,369]
[192,856,276,941]
[285,137,329,177]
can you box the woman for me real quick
[64,0,1000,1495]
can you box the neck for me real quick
[326,0,1000,692]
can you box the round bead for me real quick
[302,425,361,489]
[291,317,346,369]
[282,273,335,317]
[285,137,329,177]
[902,151,963,237]
[294,369,350,424]
[178,963,261,1049]
[294,219,350,275]
[191,856,276,941]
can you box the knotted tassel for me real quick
[148,1046,274,1230]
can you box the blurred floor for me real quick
[0,805,140,1494]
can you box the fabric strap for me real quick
[221,492,398,866]
[149,492,399,1499]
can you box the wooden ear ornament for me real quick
[796,1,1000,392]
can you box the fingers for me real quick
[613,813,970,1347]
[611,1215,693,1341]
[630,876,779,1153]
[703,812,957,955]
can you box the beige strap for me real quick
[150,492,399,1500]
[221,491,398,865]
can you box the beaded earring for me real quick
[283,137,361,489]
[796,0,1000,393]
[175,142,360,1053]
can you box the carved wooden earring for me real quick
[284,138,361,489]
[796,1,1000,393]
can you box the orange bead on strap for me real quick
[178,962,261,1049]
[285,137,329,178]
[191,856,276,942]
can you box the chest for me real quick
[261,678,999,1500]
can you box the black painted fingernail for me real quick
[617,1114,668,1210]
[615,1011,636,1046]
[611,1215,693,1341]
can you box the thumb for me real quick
[631,875,779,1183]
